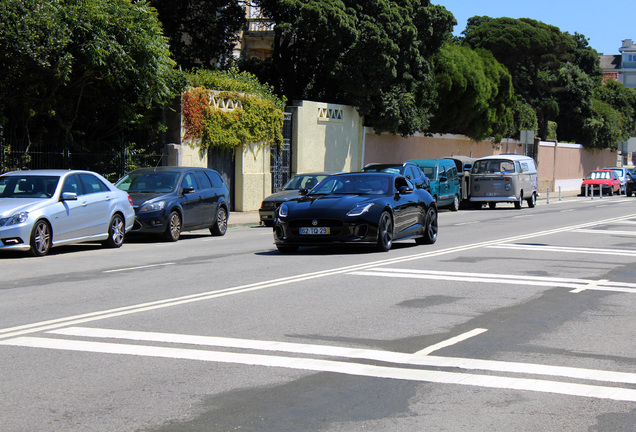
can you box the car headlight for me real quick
[0,211,29,227]
[278,204,289,218]
[139,201,165,213]
[347,203,374,216]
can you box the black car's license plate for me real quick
[300,227,330,235]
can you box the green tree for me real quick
[430,43,514,142]
[250,0,455,136]
[0,0,182,145]
[594,79,636,138]
[150,0,245,69]
[462,17,603,146]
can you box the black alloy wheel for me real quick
[416,206,438,245]
[376,211,394,252]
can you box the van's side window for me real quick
[521,162,528,172]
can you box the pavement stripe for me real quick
[3,335,636,402]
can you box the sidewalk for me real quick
[228,210,261,228]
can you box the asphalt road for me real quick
[2,194,636,432]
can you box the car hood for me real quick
[263,189,303,203]
[285,194,378,213]
[127,192,170,207]
[0,198,52,217]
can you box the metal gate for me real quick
[270,112,292,192]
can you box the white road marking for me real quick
[571,279,609,294]
[489,243,636,257]
[4,332,636,402]
[347,268,636,294]
[46,327,636,386]
[414,328,488,356]
[2,213,636,340]
[574,229,636,236]
[103,263,176,273]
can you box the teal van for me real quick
[407,158,461,211]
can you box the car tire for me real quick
[102,214,125,248]
[416,206,438,245]
[514,193,523,209]
[527,193,536,208]
[29,220,51,257]
[276,244,299,253]
[210,206,228,236]
[608,187,613,196]
[628,189,633,197]
[165,210,181,242]
[376,211,393,252]
[450,195,459,212]
[262,220,273,227]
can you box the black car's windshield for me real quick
[283,174,328,190]
[116,172,180,192]
[311,174,390,195]
[0,175,60,198]
[362,166,402,174]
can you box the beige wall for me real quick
[288,100,364,174]
[234,143,271,212]
[363,131,619,192]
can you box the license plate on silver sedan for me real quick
[300,227,330,235]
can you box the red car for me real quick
[580,170,620,196]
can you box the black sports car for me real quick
[273,172,438,253]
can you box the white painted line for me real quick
[574,229,636,236]
[4,336,636,402]
[103,263,176,273]
[571,279,609,294]
[489,244,636,257]
[347,268,636,294]
[48,327,636,386]
[2,213,636,340]
[414,329,488,356]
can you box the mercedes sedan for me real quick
[273,172,438,253]
[0,169,135,256]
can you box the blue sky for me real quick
[434,0,634,55]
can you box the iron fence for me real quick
[0,140,164,182]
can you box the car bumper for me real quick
[0,223,33,251]
[273,218,379,246]
[130,211,169,233]
[259,209,275,224]
[470,196,518,203]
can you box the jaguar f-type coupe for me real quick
[273,172,438,253]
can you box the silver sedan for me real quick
[0,169,135,256]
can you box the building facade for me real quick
[601,39,636,88]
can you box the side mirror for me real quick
[398,185,413,195]
[182,187,195,194]
[299,188,309,196]
[439,175,447,183]
[61,192,78,201]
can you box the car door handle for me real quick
[81,201,88,207]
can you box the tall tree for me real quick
[430,42,514,142]
[250,0,455,136]
[0,0,182,144]
[150,0,245,69]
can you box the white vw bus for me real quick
[470,154,538,209]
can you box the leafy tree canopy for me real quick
[0,0,183,145]
[430,42,514,142]
[149,0,245,69]
[248,0,455,136]
[462,16,603,146]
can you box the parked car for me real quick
[0,169,135,256]
[273,172,438,253]
[361,162,430,191]
[470,155,539,209]
[115,167,229,241]
[259,172,338,227]
[602,167,631,195]
[446,156,476,206]
[580,170,620,196]
[626,169,636,196]
[406,158,461,211]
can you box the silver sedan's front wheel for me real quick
[103,214,125,248]
[29,220,51,257]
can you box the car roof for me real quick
[475,154,533,161]
[1,169,98,176]
[125,167,211,174]
[294,171,341,176]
